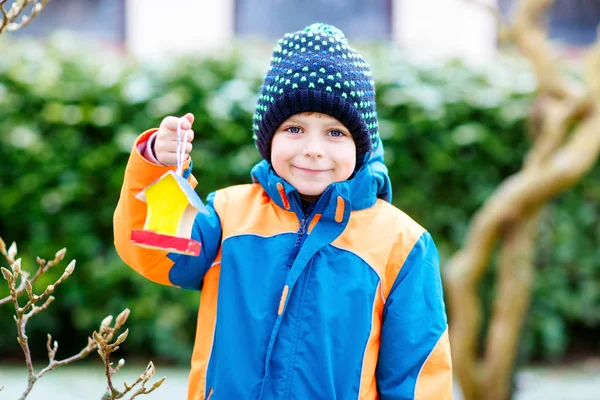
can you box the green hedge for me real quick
[0,35,598,364]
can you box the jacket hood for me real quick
[251,137,392,213]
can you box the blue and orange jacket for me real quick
[114,129,453,400]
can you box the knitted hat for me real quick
[252,23,379,170]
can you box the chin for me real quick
[294,182,328,197]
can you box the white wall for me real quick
[126,0,498,63]
[393,0,499,63]
[125,0,234,59]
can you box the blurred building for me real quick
[11,0,125,42]
[10,0,600,62]
[499,0,600,47]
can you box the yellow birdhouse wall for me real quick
[144,175,189,236]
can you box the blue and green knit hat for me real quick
[253,23,379,170]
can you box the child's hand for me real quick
[154,113,195,166]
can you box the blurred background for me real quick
[0,0,599,399]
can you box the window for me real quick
[235,0,392,40]
[499,0,600,46]
[10,0,125,42]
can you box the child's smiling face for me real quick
[271,112,356,202]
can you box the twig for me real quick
[0,0,52,35]
[0,0,14,35]
[0,0,28,34]
[0,270,27,306]
[0,241,91,398]
[2,250,77,400]
[1,239,164,399]
[94,309,165,400]
[0,238,26,306]
[0,240,65,307]
[36,336,97,379]
[128,363,166,400]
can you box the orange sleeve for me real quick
[113,129,196,286]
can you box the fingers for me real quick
[183,113,195,125]
[181,128,194,143]
[159,116,183,131]
[157,129,194,143]
[155,114,195,166]
[160,114,194,131]
[155,134,194,153]
[154,133,194,166]
[164,141,192,155]
[156,153,178,166]
[156,144,192,166]
[183,141,192,154]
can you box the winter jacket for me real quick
[113,129,453,400]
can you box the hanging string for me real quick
[175,117,190,176]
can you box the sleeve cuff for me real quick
[137,131,165,165]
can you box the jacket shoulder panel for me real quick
[217,184,299,240]
[331,199,426,301]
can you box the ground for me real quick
[0,359,599,399]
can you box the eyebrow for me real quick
[286,117,346,128]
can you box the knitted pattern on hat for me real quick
[252,23,379,170]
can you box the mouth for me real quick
[292,166,330,175]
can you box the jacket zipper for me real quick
[285,188,331,269]
[285,218,306,269]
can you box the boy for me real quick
[114,23,452,400]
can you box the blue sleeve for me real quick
[167,190,223,291]
[376,232,453,399]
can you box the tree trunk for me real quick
[445,1,600,399]
[482,212,539,400]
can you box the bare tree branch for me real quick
[94,310,165,400]
[1,239,163,399]
[3,249,77,399]
[0,243,65,307]
[0,0,52,35]
[445,1,600,399]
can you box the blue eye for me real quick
[287,126,302,134]
[329,130,345,137]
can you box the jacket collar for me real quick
[250,137,392,215]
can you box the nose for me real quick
[302,134,324,159]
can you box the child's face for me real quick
[271,112,356,202]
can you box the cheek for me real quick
[270,136,291,174]
[335,145,356,180]
[339,160,355,180]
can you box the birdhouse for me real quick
[131,170,208,256]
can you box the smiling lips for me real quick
[293,166,330,175]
